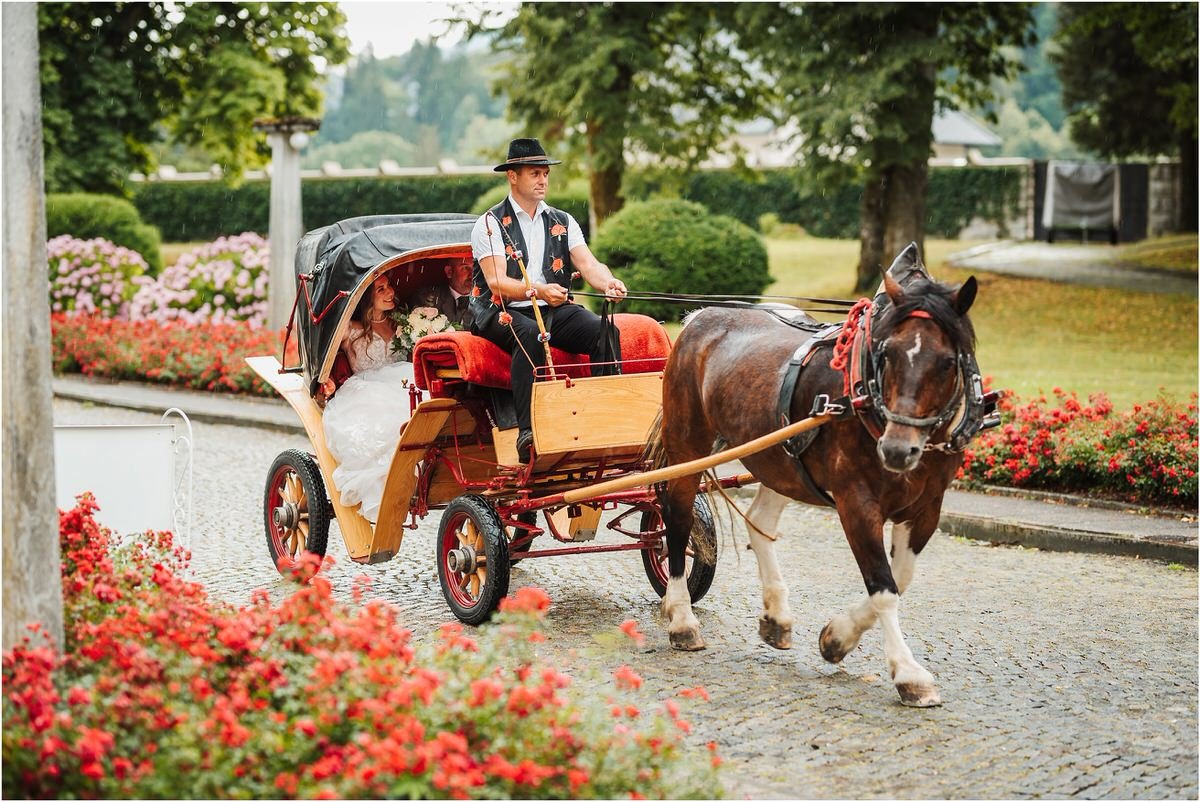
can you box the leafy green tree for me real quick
[38,2,349,194]
[463,3,766,226]
[741,3,1034,291]
[1052,2,1198,230]
[317,47,411,145]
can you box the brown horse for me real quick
[657,245,985,707]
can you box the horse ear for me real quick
[882,269,903,303]
[952,276,978,316]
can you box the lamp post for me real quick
[254,116,320,331]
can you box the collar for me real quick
[508,194,547,222]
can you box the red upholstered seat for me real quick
[412,313,671,393]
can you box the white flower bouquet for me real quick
[391,306,458,360]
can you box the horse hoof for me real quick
[818,622,847,663]
[896,683,942,708]
[758,616,792,650]
[669,629,706,651]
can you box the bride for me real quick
[320,274,416,521]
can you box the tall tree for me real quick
[463,3,766,226]
[38,2,349,193]
[1052,3,1198,231]
[742,3,1033,290]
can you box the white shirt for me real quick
[471,195,586,307]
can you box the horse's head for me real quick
[870,267,977,473]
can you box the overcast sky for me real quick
[340,1,518,59]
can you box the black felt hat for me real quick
[493,138,562,172]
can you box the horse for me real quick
[655,244,985,707]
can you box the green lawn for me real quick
[755,235,1197,410]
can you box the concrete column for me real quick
[2,2,65,651]
[266,131,304,331]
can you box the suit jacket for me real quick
[411,284,474,329]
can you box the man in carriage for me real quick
[470,138,628,463]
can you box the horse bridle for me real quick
[854,304,990,453]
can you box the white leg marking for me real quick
[904,332,922,367]
[662,575,699,636]
[746,487,793,629]
[870,591,935,690]
[890,521,916,594]
[824,594,877,656]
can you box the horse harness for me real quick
[774,298,997,507]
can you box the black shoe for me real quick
[516,429,534,463]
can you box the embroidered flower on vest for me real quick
[505,244,515,258]
[551,257,564,274]
[549,222,567,238]
[501,215,512,227]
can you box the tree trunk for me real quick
[882,160,929,269]
[3,2,64,651]
[587,158,625,233]
[855,174,886,292]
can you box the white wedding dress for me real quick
[322,327,416,522]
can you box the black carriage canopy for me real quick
[291,213,477,395]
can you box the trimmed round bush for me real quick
[470,177,591,239]
[129,233,270,327]
[591,199,771,322]
[47,193,163,274]
[47,236,148,319]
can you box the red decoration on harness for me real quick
[471,285,482,297]
[498,311,513,325]
[908,310,933,320]
[491,293,501,306]
[829,298,873,396]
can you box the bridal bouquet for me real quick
[391,306,458,360]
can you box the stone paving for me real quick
[53,398,1199,799]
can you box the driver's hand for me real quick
[320,378,336,398]
[604,278,627,302]
[538,283,570,307]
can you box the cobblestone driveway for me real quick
[54,400,1199,799]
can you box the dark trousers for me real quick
[474,303,610,431]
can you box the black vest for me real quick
[470,198,574,331]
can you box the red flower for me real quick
[549,222,567,237]
[471,285,481,297]
[551,257,564,273]
[498,312,513,326]
[501,215,512,227]
[505,244,514,258]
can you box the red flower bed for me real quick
[959,388,1198,508]
[51,314,296,396]
[3,496,721,799]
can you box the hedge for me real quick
[133,175,498,242]
[133,166,1025,243]
[46,193,163,274]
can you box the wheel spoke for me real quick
[469,574,480,596]
[477,566,487,585]
[458,572,471,591]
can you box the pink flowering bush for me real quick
[130,233,269,326]
[3,495,723,799]
[47,236,148,319]
[959,388,1198,508]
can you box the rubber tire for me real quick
[507,511,539,565]
[264,449,331,574]
[641,495,718,603]
[437,495,512,625]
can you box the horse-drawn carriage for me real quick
[250,212,1002,706]
[247,213,730,624]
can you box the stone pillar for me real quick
[2,2,65,651]
[255,117,319,331]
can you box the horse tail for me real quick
[642,408,666,471]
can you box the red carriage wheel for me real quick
[641,495,717,603]
[437,495,512,625]
[263,449,331,574]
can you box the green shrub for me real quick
[591,199,770,322]
[46,193,163,274]
[470,177,592,239]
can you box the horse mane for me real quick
[875,276,976,353]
